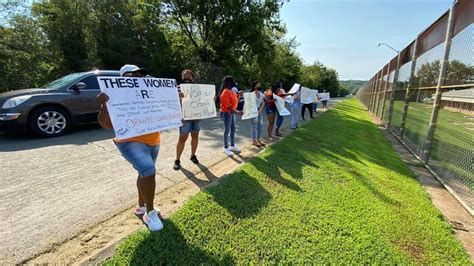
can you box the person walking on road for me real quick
[174,69,201,170]
[219,76,242,156]
[97,64,163,232]
[250,81,266,147]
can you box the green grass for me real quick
[105,99,470,265]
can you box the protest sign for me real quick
[180,84,216,120]
[320,92,330,101]
[273,94,291,116]
[241,92,258,120]
[288,83,301,94]
[98,76,182,140]
[301,87,318,104]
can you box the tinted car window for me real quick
[76,75,101,90]
[42,72,86,90]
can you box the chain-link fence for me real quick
[357,0,473,214]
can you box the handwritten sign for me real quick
[301,87,318,104]
[320,92,330,101]
[98,76,182,140]
[273,94,291,116]
[242,92,258,120]
[288,83,301,94]
[180,84,216,120]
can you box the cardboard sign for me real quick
[242,92,258,120]
[98,76,182,140]
[180,83,216,120]
[288,83,301,94]
[273,94,291,116]
[320,92,330,101]
[301,87,318,104]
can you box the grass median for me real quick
[105,99,470,264]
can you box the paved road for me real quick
[0,100,339,264]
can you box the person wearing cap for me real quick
[97,64,164,232]
[173,69,201,170]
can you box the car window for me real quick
[42,73,86,90]
[77,75,101,90]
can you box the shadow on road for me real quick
[0,123,114,152]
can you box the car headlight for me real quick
[2,95,32,109]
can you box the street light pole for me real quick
[378,43,399,54]
[378,42,401,128]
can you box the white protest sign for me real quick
[98,76,182,140]
[241,92,258,120]
[288,83,300,94]
[301,87,318,104]
[180,83,216,120]
[320,92,330,101]
[273,94,291,116]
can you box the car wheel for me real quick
[28,106,71,137]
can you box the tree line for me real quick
[0,1,348,97]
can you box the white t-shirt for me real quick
[255,91,264,108]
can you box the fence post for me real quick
[371,73,379,113]
[386,53,401,128]
[374,72,382,117]
[400,38,419,139]
[422,4,455,162]
[370,77,377,113]
[380,65,390,122]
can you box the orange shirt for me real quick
[220,88,238,112]
[115,132,160,146]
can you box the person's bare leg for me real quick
[267,113,275,138]
[175,133,189,160]
[137,176,144,207]
[139,174,156,212]
[190,131,199,156]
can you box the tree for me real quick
[0,15,59,91]
[32,0,91,72]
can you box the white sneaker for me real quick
[133,206,161,216]
[223,148,233,156]
[143,209,164,232]
[229,146,241,153]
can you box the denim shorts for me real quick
[179,120,201,135]
[265,106,277,114]
[115,141,160,177]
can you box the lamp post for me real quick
[378,43,401,127]
[378,43,399,54]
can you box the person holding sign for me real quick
[97,64,164,232]
[219,76,242,156]
[264,81,287,139]
[174,69,201,171]
[290,85,302,130]
[250,81,266,147]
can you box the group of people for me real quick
[97,64,328,232]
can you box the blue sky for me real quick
[280,0,453,80]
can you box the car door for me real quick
[65,74,106,123]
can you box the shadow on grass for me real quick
[204,169,272,219]
[249,156,303,192]
[127,220,235,265]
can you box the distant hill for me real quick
[339,80,366,94]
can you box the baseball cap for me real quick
[120,64,148,77]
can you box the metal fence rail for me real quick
[357,0,473,214]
